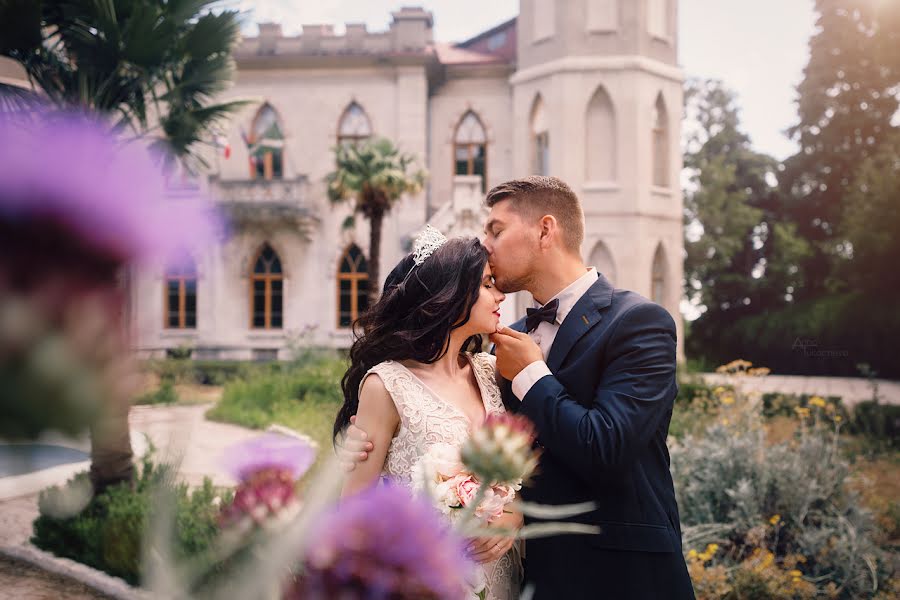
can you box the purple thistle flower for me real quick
[219,433,317,528]
[285,483,474,600]
[222,433,317,483]
[0,111,221,269]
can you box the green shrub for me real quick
[671,375,892,598]
[847,401,900,450]
[134,380,179,405]
[143,359,263,387]
[32,454,229,585]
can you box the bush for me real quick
[134,380,179,405]
[847,401,900,450]
[670,362,892,598]
[32,453,229,585]
[143,359,264,387]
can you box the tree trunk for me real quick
[90,268,135,492]
[368,208,383,305]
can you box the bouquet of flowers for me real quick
[412,442,519,523]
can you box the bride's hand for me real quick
[467,510,524,564]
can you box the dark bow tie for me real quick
[525,298,560,333]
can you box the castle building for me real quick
[130,0,685,360]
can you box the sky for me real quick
[232,0,817,161]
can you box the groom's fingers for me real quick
[495,325,529,340]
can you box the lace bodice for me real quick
[361,352,521,600]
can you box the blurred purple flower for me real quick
[219,433,317,528]
[285,483,474,600]
[222,433,317,483]
[0,111,221,267]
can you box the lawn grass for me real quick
[205,356,346,477]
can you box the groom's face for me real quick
[483,199,539,294]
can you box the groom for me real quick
[344,176,694,599]
[483,177,694,598]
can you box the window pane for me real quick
[272,150,283,179]
[185,279,197,329]
[339,313,351,327]
[357,278,369,313]
[339,279,352,313]
[252,279,266,327]
[167,281,180,328]
[473,145,486,190]
[271,280,283,328]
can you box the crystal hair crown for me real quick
[412,224,448,266]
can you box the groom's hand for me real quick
[337,415,374,472]
[490,326,543,381]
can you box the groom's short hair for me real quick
[485,176,584,254]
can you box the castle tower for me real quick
[511,0,684,358]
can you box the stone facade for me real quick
[130,0,685,360]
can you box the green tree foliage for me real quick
[326,137,427,302]
[781,0,900,297]
[0,0,247,169]
[839,132,900,295]
[683,79,811,358]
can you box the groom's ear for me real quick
[538,214,559,249]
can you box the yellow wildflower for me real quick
[834,415,843,423]
[688,549,698,559]
[714,386,726,395]
[794,406,810,418]
[789,570,802,577]
[809,396,826,408]
[706,543,719,555]
[769,514,781,525]
[721,395,735,405]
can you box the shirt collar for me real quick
[536,267,599,325]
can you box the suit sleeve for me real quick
[518,302,677,480]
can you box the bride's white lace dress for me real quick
[362,351,522,600]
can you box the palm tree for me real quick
[326,137,427,304]
[0,0,246,490]
[0,0,247,170]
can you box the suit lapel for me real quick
[545,274,614,373]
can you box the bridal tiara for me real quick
[412,224,448,266]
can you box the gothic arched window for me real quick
[652,94,670,187]
[585,85,616,182]
[337,244,369,328]
[588,240,617,286]
[454,111,488,191]
[249,103,284,180]
[337,102,373,146]
[250,244,283,329]
[651,243,667,306]
[164,255,197,329]
[530,95,549,176]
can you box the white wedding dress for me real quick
[362,351,522,600]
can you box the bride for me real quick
[333,228,522,600]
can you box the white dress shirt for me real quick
[511,267,599,400]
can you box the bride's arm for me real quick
[341,374,399,497]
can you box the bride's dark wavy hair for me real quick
[333,237,488,441]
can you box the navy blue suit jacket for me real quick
[500,274,694,599]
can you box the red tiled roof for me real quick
[432,42,507,65]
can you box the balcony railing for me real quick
[210,176,318,234]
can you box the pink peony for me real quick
[454,475,480,508]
